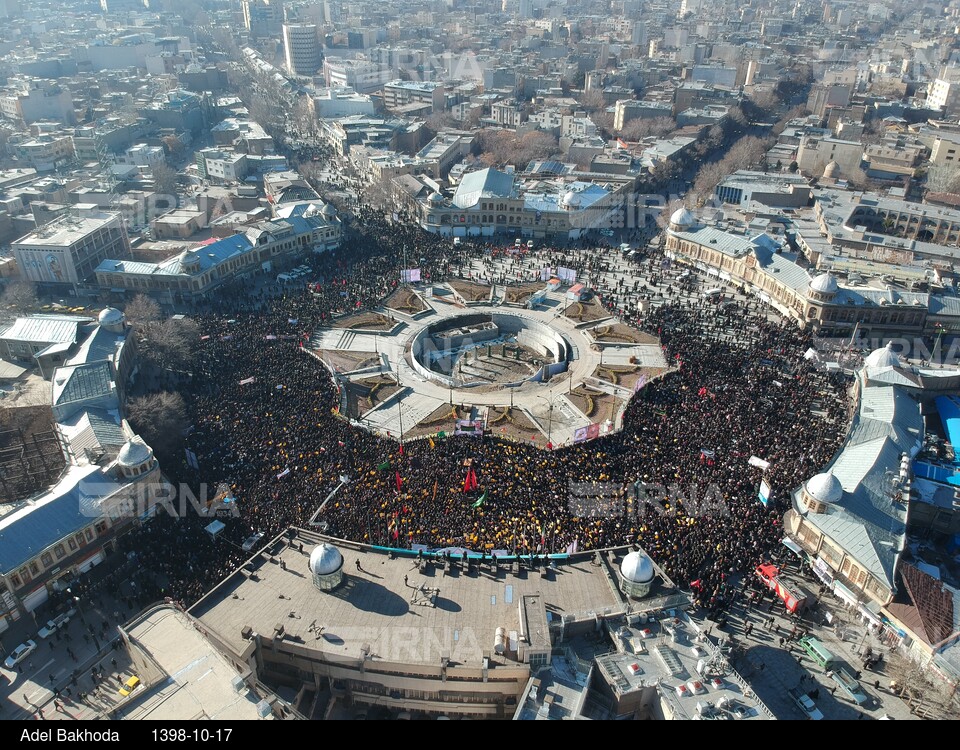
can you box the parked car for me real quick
[38,609,75,639]
[793,691,824,720]
[242,531,266,552]
[4,640,37,670]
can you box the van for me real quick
[526,240,535,249]
[515,238,522,248]
[703,287,723,300]
[453,237,461,245]
[798,636,836,669]
[277,273,293,283]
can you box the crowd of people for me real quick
[121,215,850,610]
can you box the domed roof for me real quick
[823,161,841,179]
[620,550,655,584]
[320,202,337,217]
[561,190,580,207]
[669,207,696,229]
[810,272,839,295]
[865,342,901,370]
[309,543,343,576]
[98,307,124,326]
[805,470,843,504]
[428,192,444,204]
[117,437,152,467]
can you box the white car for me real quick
[242,531,266,552]
[38,610,74,639]
[4,640,37,670]
[795,692,824,720]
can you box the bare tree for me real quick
[126,391,188,458]
[0,280,38,313]
[926,164,960,194]
[152,163,178,197]
[124,293,161,331]
[162,135,186,162]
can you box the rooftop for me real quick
[13,211,119,247]
[119,605,275,721]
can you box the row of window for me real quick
[8,524,101,590]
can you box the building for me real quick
[0,307,155,629]
[282,23,321,78]
[928,79,960,119]
[714,170,812,208]
[0,80,76,126]
[0,314,92,378]
[613,100,673,131]
[196,148,249,184]
[491,101,526,128]
[415,132,474,178]
[796,135,863,177]
[382,80,445,114]
[12,208,130,287]
[95,208,341,303]
[9,134,75,172]
[323,58,394,95]
[784,362,921,614]
[242,0,284,39]
[312,88,376,119]
[418,167,633,240]
[662,208,945,338]
[186,529,752,720]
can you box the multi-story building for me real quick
[613,99,674,131]
[12,208,130,287]
[796,135,863,177]
[95,207,341,303]
[418,167,633,240]
[490,101,526,127]
[9,134,75,172]
[282,23,321,78]
[323,58,394,95]
[713,170,813,208]
[196,148,249,184]
[382,80,446,114]
[928,78,960,119]
[0,79,75,126]
[312,88,376,118]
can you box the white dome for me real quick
[669,207,696,229]
[98,307,124,326]
[810,272,839,295]
[117,437,152,467]
[428,192,444,204]
[864,342,901,370]
[309,543,343,576]
[320,203,337,217]
[620,550,655,584]
[805,470,843,504]
[562,190,580,207]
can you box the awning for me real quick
[814,556,834,585]
[782,537,804,556]
[833,580,859,606]
[859,600,882,626]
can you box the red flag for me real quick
[395,471,402,492]
[398,443,404,456]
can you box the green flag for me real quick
[376,461,391,471]
[437,431,447,439]
[472,491,487,508]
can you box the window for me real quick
[85,529,94,542]
[95,521,107,535]
[68,538,77,551]
[29,562,39,575]
[11,574,21,588]
[41,553,53,568]
[55,544,66,560]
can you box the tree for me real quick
[126,391,188,459]
[162,135,185,162]
[152,163,178,197]
[0,280,38,313]
[124,293,161,331]
[926,164,960,194]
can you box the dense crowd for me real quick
[121,212,850,610]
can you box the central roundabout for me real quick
[307,280,669,447]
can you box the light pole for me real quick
[537,395,554,445]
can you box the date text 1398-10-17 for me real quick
[152,729,234,742]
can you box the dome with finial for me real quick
[668,207,696,231]
[428,192,444,205]
[98,307,124,328]
[805,470,843,505]
[864,342,901,370]
[620,550,655,583]
[810,272,839,295]
[309,542,345,591]
[823,161,840,179]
